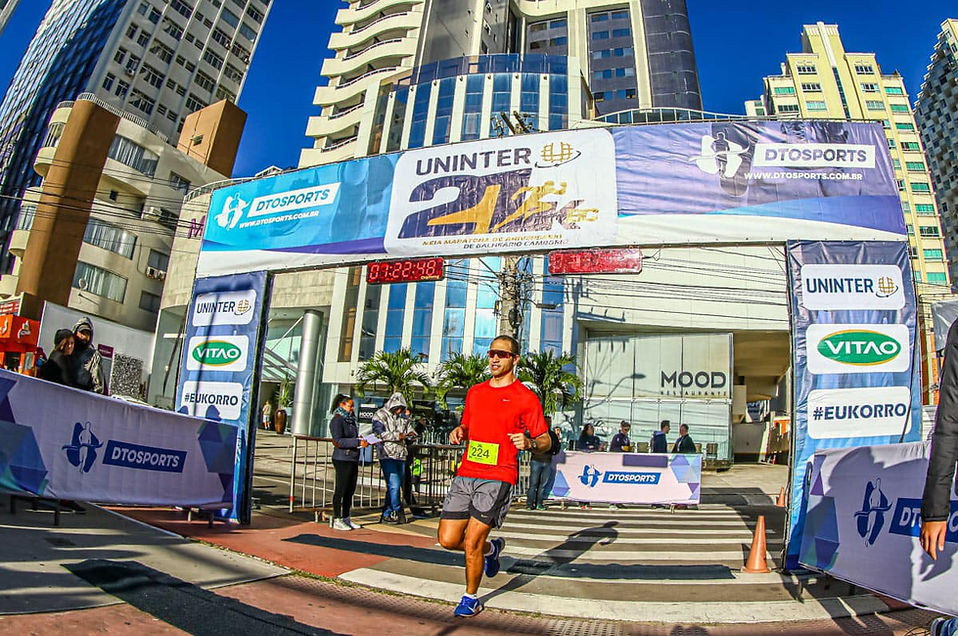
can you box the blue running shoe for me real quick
[454,595,483,617]
[484,537,505,577]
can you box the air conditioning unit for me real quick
[142,206,161,221]
[145,266,166,281]
[124,67,135,77]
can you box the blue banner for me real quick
[785,241,920,570]
[196,121,904,276]
[175,271,269,522]
[0,370,235,507]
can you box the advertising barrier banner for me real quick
[0,370,235,507]
[197,121,903,276]
[800,442,958,614]
[175,271,269,522]
[785,241,920,570]
[549,451,701,505]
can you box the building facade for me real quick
[0,0,21,36]
[750,22,950,403]
[0,0,270,267]
[3,95,237,333]
[915,19,958,290]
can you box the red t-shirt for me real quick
[457,379,547,485]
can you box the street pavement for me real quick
[0,431,948,634]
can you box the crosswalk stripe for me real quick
[499,544,774,562]
[489,531,783,546]
[500,520,774,534]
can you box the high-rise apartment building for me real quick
[0,0,21,36]
[304,0,701,166]
[0,0,271,265]
[750,22,949,403]
[916,19,958,289]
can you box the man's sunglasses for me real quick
[487,349,517,359]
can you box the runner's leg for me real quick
[462,517,493,595]
[438,517,468,551]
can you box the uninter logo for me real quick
[817,330,901,366]
[753,143,875,168]
[801,264,904,311]
[191,340,242,366]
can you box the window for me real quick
[114,47,127,64]
[73,262,127,303]
[890,103,909,113]
[928,272,948,284]
[924,249,944,260]
[860,82,880,92]
[592,31,609,40]
[777,104,799,113]
[865,100,885,111]
[163,18,184,40]
[796,64,816,74]
[774,86,795,95]
[801,82,821,91]
[16,204,36,230]
[129,89,155,114]
[108,135,158,176]
[203,49,224,69]
[148,249,170,271]
[223,63,243,83]
[185,93,207,112]
[887,138,896,149]
[136,31,150,47]
[221,8,240,28]
[885,86,904,95]
[151,41,174,63]
[906,161,926,172]
[126,24,138,39]
[169,172,190,194]
[591,13,608,22]
[170,0,193,19]
[137,2,148,15]
[916,204,936,215]
[215,85,236,102]
[901,141,921,151]
[611,28,630,37]
[238,22,256,41]
[854,63,875,74]
[148,7,161,23]
[896,122,915,131]
[806,101,827,111]
[194,69,215,92]
[83,219,136,258]
[911,182,931,193]
[919,225,941,237]
[246,5,264,23]
[102,73,116,91]
[141,64,163,88]
[115,79,130,98]
[139,291,161,313]
[211,27,231,48]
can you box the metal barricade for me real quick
[409,443,465,512]
[288,435,385,522]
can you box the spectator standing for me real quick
[329,394,368,531]
[38,329,76,387]
[71,317,104,394]
[672,424,697,453]
[577,423,601,510]
[373,392,415,524]
[527,415,560,511]
[921,320,958,636]
[610,421,632,452]
[650,420,670,453]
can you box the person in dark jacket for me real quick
[329,393,367,531]
[38,329,76,386]
[577,423,601,452]
[610,421,632,452]
[372,392,415,524]
[922,320,958,636]
[527,416,559,510]
[71,317,104,393]
[650,420,670,453]
[672,424,697,454]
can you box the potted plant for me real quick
[273,375,294,435]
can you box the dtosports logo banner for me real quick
[0,370,235,507]
[384,129,618,257]
[801,442,958,615]
[784,240,920,571]
[550,451,700,505]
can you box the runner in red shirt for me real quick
[438,334,550,618]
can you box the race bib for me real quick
[466,440,499,466]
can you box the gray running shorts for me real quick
[440,476,513,528]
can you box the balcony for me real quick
[336,0,418,26]
[329,11,420,49]
[8,229,30,259]
[313,65,404,105]
[321,38,415,77]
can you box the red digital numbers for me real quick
[366,257,445,284]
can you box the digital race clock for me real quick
[366,257,445,285]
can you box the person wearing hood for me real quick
[373,392,416,524]
[38,329,76,387]
[71,317,104,393]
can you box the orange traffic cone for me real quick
[742,515,771,574]
[776,486,786,507]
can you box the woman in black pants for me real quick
[329,394,367,531]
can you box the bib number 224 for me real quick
[467,440,499,466]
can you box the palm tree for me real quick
[354,349,432,404]
[434,353,490,409]
[518,350,583,415]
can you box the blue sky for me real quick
[0,1,954,178]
